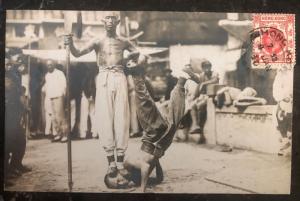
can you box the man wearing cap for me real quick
[185,60,219,139]
[64,11,146,178]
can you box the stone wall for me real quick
[204,99,281,153]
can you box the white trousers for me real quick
[44,96,66,137]
[79,92,96,138]
[95,71,130,156]
[44,97,57,136]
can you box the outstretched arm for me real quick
[194,73,219,99]
[65,35,97,57]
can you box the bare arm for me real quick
[201,75,219,86]
[140,162,155,192]
[194,73,219,99]
[125,40,147,65]
[69,41,96,57]
[65,36,97,57]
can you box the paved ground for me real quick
[5,137,291,194]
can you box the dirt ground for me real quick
[5,137,291,194]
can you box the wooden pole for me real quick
[65,39,73,192]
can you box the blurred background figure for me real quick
[5,49,31,187]
[79,64,98,139]
[273,65,293,156]
[163,68,178,101]
[214,86,266,109]
[128,75,143,138]
[43,60,67,143]
[189,60,219,142]
[16,55,31,138]
[43,90,57,138]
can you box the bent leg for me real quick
[132,75,168,142]
[166,78,187,127]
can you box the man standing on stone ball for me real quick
[64,11,146,178]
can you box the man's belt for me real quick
[98,65,124,73]
[98,65,124,87]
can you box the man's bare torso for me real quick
[94,36,132,67]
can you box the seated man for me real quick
[104,59,199,192]
[184,60,219,141]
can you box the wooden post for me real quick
[65,42,73,192]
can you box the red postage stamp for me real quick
[251,14,295,69]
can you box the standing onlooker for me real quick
[5,53,31,187]
[164,68,178,100]
[16,56,31,139]
[43,60,67,143]
[273,65,293,156]
[79,65,98,139]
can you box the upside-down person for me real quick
[104,59,200,192]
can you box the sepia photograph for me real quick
[4,10,294,194]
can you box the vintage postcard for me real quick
[4,10,294,194]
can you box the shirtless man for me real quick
[64,11,146,177]
[104,62,199,192]
[214,86,267,108]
